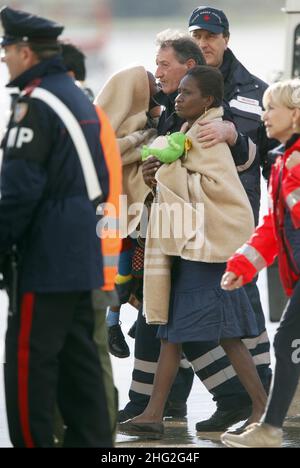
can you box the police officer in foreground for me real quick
[0,6,112,447]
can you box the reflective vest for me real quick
[95,106,122,291]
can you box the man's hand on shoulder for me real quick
[197,120,238,148]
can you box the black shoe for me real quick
[127,320,137,339]
[164,401,187,419]
[195,405,252,432]
[118,409,136,423]
[117,401,187,424]
[108,324,130,358]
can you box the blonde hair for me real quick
[263,78,300,110]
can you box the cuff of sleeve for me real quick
[227,123,238,147]
[227,254,258,285]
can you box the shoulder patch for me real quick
[13,102,29,123]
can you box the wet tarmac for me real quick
[112,298,300,448]
[112,259,300,449]
[116,415,300,448]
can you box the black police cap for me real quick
[0,6,64,47]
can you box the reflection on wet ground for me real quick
[116,418,300,448]
[117,419,223,448]
[283,418,300,448]
[112,299,300,448]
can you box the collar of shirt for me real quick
[6,54,66,90]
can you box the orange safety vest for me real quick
[95,105,122,291]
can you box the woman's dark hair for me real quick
[185,65,224,108]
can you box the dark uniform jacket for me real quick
[156,50,277,225]
[0,56,109,293]
[221,48,277,224]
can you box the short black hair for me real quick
[19,41,61,60]
[61,43,86,81]
[185,65,224,107]
[157,35,205,66]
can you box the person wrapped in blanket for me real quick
[94,66,160,358]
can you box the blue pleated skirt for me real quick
[157,258,259,344]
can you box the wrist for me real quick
[226,122,238,146]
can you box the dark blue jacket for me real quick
[0,56,109,293]
[221,49,278,224]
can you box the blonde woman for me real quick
[221,79,300,447]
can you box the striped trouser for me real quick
[123,282,272,415]
[183,330,271,410]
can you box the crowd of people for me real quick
[0,5,299,449]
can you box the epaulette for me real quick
[22,78,42,97]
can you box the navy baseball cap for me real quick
[0,6,64,47]
[188,6,229,34]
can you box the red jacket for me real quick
[227,136,300,296]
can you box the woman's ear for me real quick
[292,108,300,131]
[205,95,214,109]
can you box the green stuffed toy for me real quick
[141,132,190,163]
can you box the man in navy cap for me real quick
[186,6,275,432]
[0,6,113,447]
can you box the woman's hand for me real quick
[142,156,162,188]
[286,151,300,170]
[221,271,243,290]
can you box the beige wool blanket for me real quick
[144,107,255,324]
[94,66,156,236]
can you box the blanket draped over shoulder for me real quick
[144,107,255,324]
[94,66,157,236]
